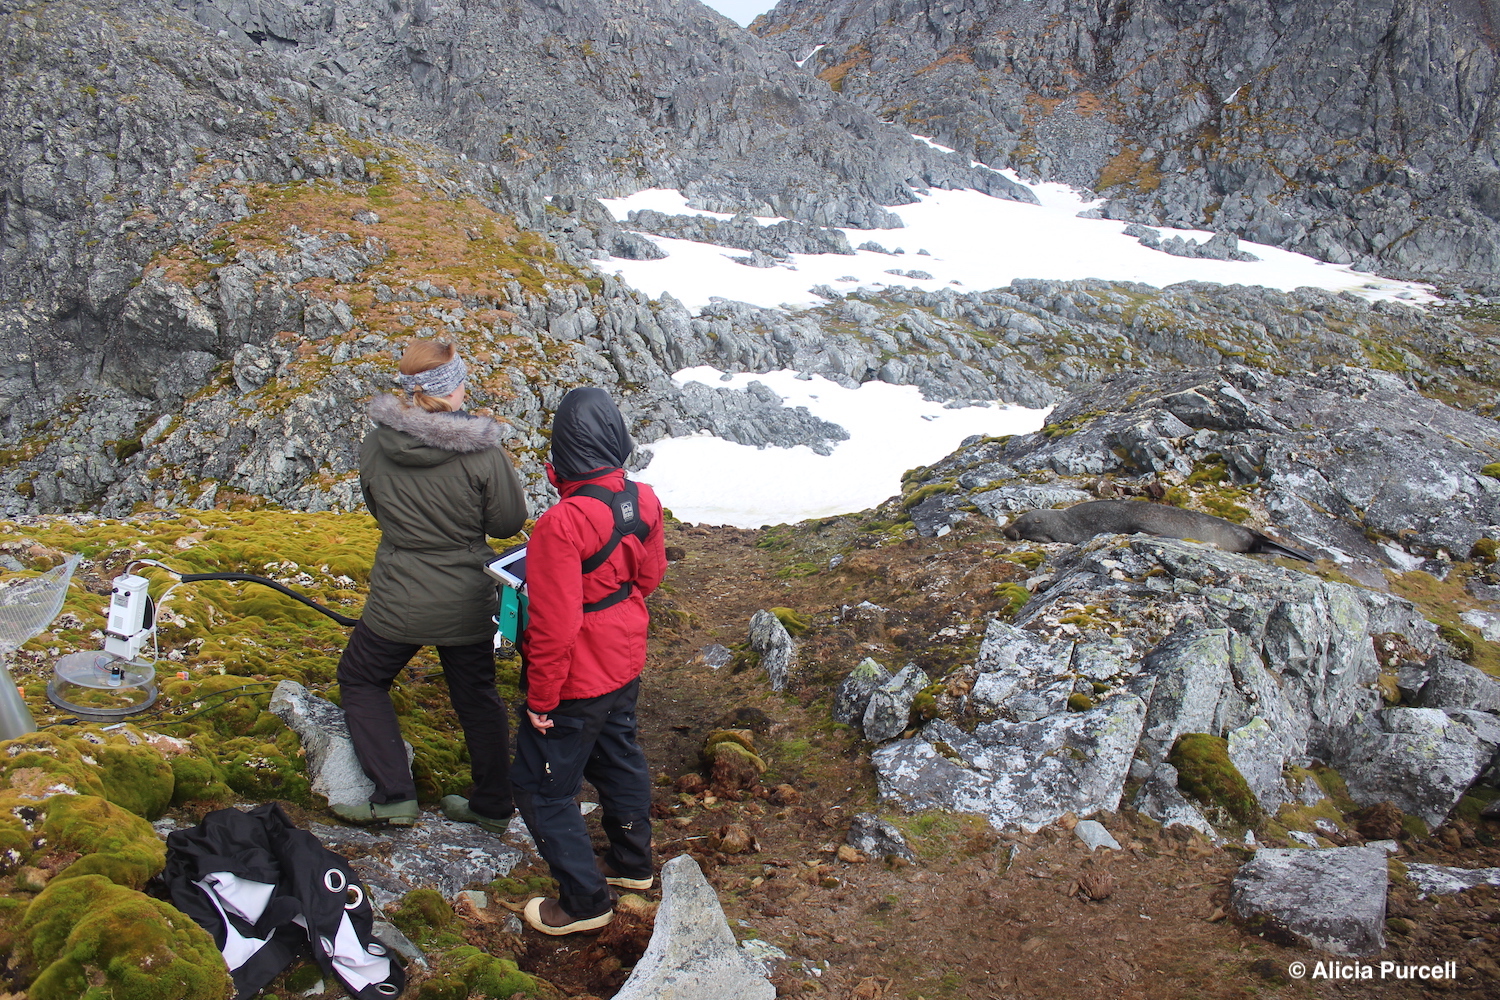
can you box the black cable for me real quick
[178,573,361,627]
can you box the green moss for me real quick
[445,945,537,998]
[912,682,944,722]
[1066,693,1094,712]
[19,875,231,1000]
[169,755,233,805]
[1438,622,1477,661]
[1168,733,1261,827]
[282,963,324,991]
[993,583,1030,617]
[901,481,955,509]
[389,889,461,948]
[1455,786,1499,824]
[1470,537,1498,565]
[43,795,166,890]
[1481,462,1500,479]
[94,743,175,819]
[1002,550,1045,571]
[770,607,810,636]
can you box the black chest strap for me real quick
[573,481,651,612]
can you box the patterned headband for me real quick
[393,354,467,398]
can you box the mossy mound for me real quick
[389,888,463,949]
[19,874,231,1000]
[1168,733,1262,827]
[0,728,177,820]
[705,741,767,793]
[440,945,537,998]
[769,607,810,636]
[993,582,1031,617]
[42,795,166,890]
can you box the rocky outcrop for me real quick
[874,693,1146,832]
[907,364,1500,566]
[872,529,1450,829]
[756,0,1500,288]
[1320,708,1490,828]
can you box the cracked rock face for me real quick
[1320,708,1490,828]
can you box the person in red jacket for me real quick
[515,387,668,935]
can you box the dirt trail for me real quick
[503,521,1500,999]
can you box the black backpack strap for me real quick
[575,482,646,573]
[573,481,651,613]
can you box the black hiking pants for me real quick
[512,677,653,919]
[336,619,513,818]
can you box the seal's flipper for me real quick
[1250,535,1314,562]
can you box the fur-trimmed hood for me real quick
[368,393,505,466]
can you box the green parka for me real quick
[359,394,527,645]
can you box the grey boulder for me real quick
[1230,846,1389,956]
[873,692,1145,831]
[1322,708,1490,827]
[846,812,916,862]
[1411,656,1500,712]
[833,657,892,726]
[862,663,929,743]
[269,679,411,810]
[748,611,796,692]
[613,854,775,1000]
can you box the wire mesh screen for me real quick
[0,556,80,655]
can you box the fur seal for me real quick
[1003,499,1313,561]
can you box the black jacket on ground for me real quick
[164,803,405,1000]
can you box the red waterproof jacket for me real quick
[521,466,667,712]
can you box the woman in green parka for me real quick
[332,339,527,828]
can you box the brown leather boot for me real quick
[522,897,613,936]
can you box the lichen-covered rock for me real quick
[19,874,231,1000]
[1227,717,1288,813]
[862,663,929,743]
[1322,708,1490,827]
[1410,656,1500,713]
[873,692,1145,831]
[1230,846,1389,956]
[845,812,916,862]
[832,658,892,726]
[1132,763,1217,838]
[968,620,1074,722]
[613,855,775,1000]
[271,678,411,809]
[748,611,796,692]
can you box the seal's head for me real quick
[1005,509,1060,542]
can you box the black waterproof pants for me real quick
[336,620,513,818]
[512,677,653,919]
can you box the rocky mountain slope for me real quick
[754,0,1500,288]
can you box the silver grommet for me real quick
[344,884,364,911]
[324,868,347,894]
[366,941,387,956]
[377,984,400,995]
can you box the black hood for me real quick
[550,387,632,481]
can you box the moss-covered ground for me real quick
[0,509,534,997]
